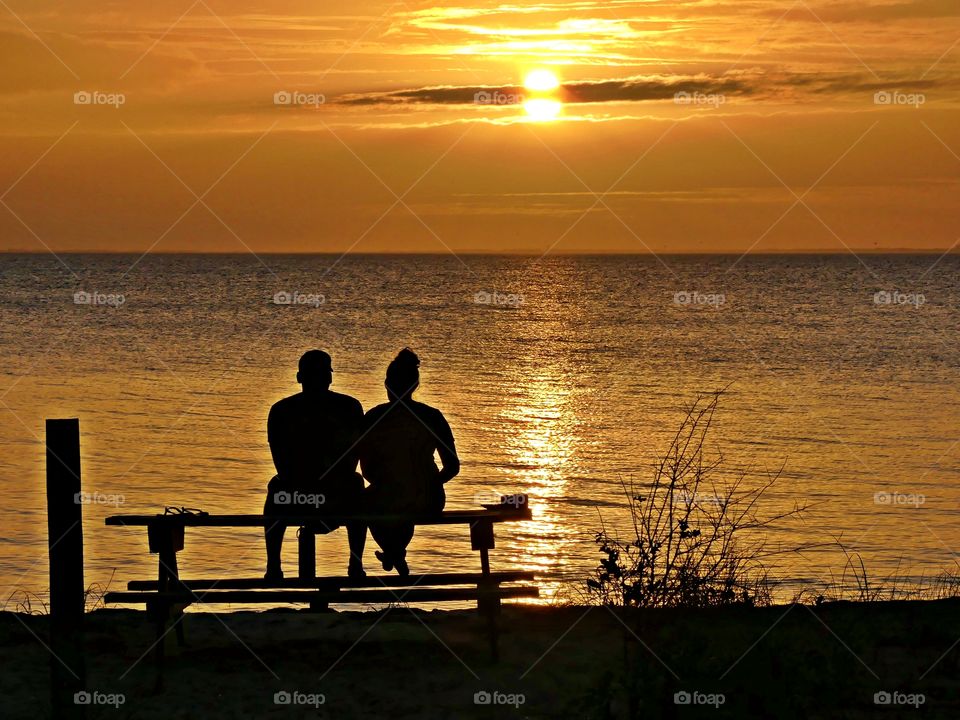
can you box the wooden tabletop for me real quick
[105,506,532,527]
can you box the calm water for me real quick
[0,253,958,608]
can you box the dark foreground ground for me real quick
[2,600,959,718]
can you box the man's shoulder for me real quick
[270,393,303,415]
[270,391,361,417]
[327,391,363,414]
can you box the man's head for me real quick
[297,350,333,391]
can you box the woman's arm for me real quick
[434,411,460,483]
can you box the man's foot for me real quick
[395,557,410,577]
[348,562,367,579]
[375,550,393,572]
[264,566,283,581]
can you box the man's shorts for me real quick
[265,473,365,534]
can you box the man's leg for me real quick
[346,473,367,578]
[264,476,286,579]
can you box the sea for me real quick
[0,253,957,609]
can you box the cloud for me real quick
[774,0,960,22]
[337,70,957,107]
[340,75,755,106]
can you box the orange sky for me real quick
[0,0,958,254]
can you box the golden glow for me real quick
[524,69,561,92]
[523,98,562,122]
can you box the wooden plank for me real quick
[105,586,539,605]
[104,507,532,527]
[127,571,537,591]
[46,418,86,720]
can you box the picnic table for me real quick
[103,505,539,686]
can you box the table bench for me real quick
[103,506,539,687]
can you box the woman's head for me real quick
[385,348,420,400]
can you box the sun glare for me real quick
[524,99,562,122]
[524,69,560,92]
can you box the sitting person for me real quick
[263,350,366,579]
[359,349,460,576]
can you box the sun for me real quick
[523,69,562,121]
[524,69,560,92]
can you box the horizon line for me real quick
[1,249,958,257]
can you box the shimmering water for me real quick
[1,253,958,608]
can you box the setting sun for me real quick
[524,69,561,92]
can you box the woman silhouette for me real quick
[359,349,460,576]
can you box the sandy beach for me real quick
[3,600,959,718]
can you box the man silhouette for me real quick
[264,350,366,579]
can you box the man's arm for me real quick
[341,398,364,473]
[267,402,292,479]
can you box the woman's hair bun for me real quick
[394,347,420,368]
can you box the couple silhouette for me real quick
[263,349,460,579]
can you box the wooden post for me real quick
[46,418,86,719]
[470,520,500,661]
[298,527,316,580]
[298,528,328,610]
